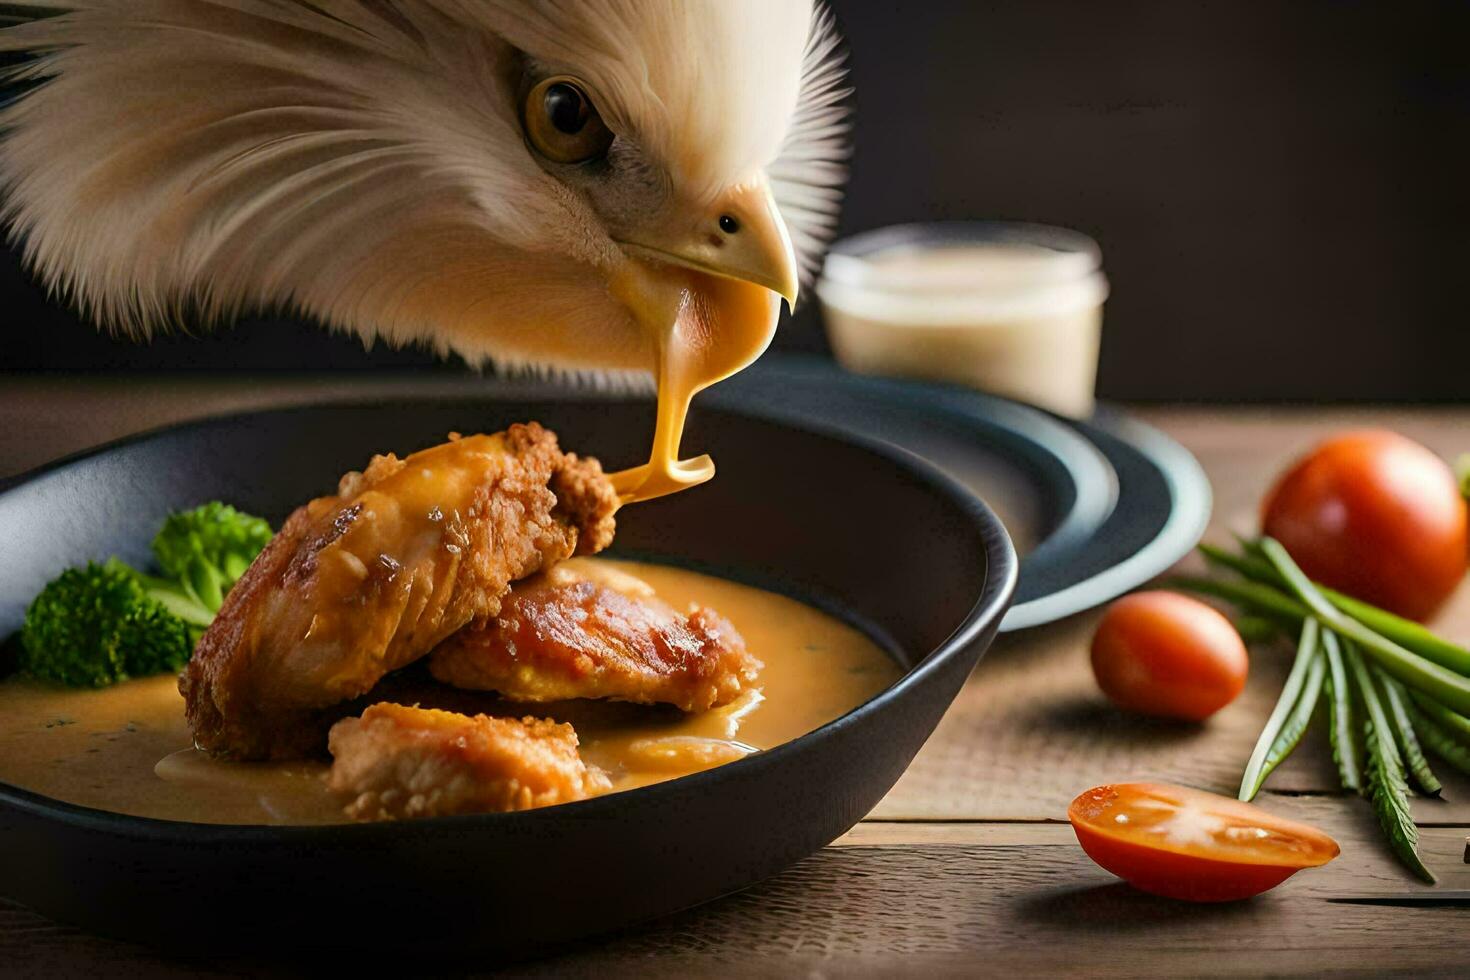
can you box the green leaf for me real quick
[1375,669,1442,797]
[1344,642,1436,884]
[1240,618,1325,801]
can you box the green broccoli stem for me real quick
[134,571,216,628]
[174,537,226,612]
[151,502,272,616]
[222,551,253,583]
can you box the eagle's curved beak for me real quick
[617,176,799,310]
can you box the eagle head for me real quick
[0,0,850,384]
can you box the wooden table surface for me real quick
[1,375,1467,978]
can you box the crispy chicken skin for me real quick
[326,702,610,820]
[181,424,619,760]
[428,562,762,712]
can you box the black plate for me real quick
[0,399,1016,953]
[714,358,1212,630]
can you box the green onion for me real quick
[1406,702,1470,774]
[1239,618,1325,801]
[1259,538,1470,715]
[1344,642,1436,884]
[1405,690,1470,744]
[1375,670,1442,797]
[1234,615,1285,645]
[1199,542,1277,583]
[1167,575,1307,625]
[1321,630,1363,794]
[1324,595,1470,678]
[1199,542,1470,677]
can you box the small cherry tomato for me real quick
[1262,429,1467,621]
[1068,782,1340,902]
[1091,592,1248,721]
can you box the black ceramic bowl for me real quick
[0,397,1017,954]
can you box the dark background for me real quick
[3,0,1467,401]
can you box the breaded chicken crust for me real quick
[428,563,762,712]
[181,423,618,760]
[327,702,610,819]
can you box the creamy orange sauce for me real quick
[609,271,779,503]
[0,559,898,825]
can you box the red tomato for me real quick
[1091,592,1248,721]
[1262,429,1467,621]
[1069,783,1340,902]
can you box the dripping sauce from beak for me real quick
[608,179,796,504]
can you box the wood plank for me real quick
[874,610,1470,821]
[840,812,1470,895]
[3,817,1464,978]
[551,822,1470,979]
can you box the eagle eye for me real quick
[523,76,614,164]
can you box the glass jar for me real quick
[816,222,1109,417]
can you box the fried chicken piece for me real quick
[326,702,610,820]
[428,562,762,712]
[181,423,619,760]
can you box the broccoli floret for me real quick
[20,559,193,687]
[151,502,273,613]
[15,502,273,688]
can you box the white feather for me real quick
[0,1,849,371]
[770,3,852,286]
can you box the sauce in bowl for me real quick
[0,559,899,825]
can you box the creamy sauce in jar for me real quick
[818,225,1109,418]
[0,559,899,825]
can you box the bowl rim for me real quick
[0,394,1019,841]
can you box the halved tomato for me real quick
[1068,782,1340,901]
